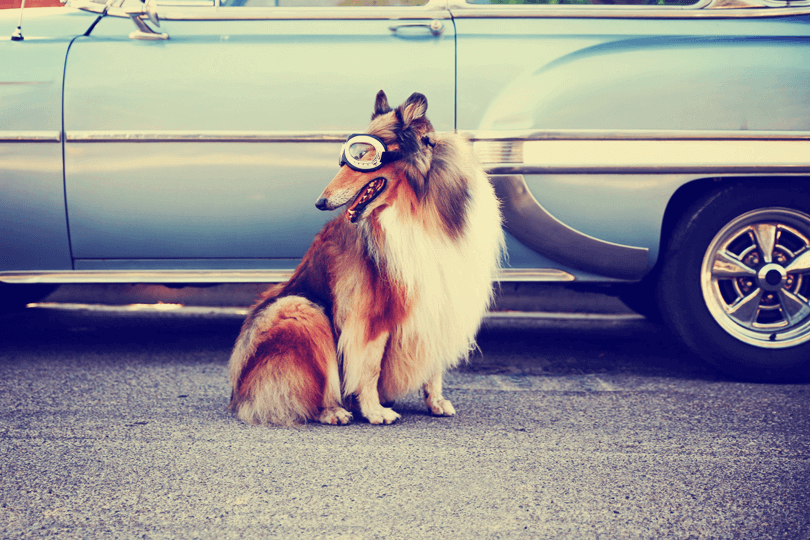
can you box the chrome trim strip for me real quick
[0,81,54,85]
[491,139,810,175]
[0,270,295,284]
[497,268,576,282]
[63,130,810,173]
[64,129,810,143]
[490,175,650,281]
[466,129,810,142]
[0,268,576,284]
[65,130,350,143]
[0,131,61,143]
[485,164,810,175]
[62,130,810,173]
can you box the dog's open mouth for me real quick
[346,177,386,223]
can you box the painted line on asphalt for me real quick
[27,302,644,321]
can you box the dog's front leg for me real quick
[341,330,400,425]
[423,371,456,417]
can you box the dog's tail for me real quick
[228,295,342,426]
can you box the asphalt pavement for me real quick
[1,300,808,539]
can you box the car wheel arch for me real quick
[620,176,810,323]
[658,176,810,262]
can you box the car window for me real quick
[220,0,428,6]
[467,0,698,5]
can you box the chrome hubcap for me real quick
[701,208,810,349]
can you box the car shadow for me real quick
[466,315,727,382]
[0,306,726,381]
[0,306,244,367]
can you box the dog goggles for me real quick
[338,134,402,172]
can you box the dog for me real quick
[228,91,504,425]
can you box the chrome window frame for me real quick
[68,0,451,20]
[449,0,810,18]
[67,0,810,20]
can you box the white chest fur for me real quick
[378,169,505,381]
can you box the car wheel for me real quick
[657,182,810,382]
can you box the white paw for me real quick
[363,406,401,425]
[426,397,456,417]
[318,407,353,425]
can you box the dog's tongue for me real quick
[346,178,385,223]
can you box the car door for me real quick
[62,0,454,275]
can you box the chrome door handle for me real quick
[388,19,444,37]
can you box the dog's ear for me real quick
[394,93,434,201]
[372,90,392,120]
[394,92,432,151]
[398,92,428,127]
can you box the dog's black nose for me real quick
[315,198,329,211]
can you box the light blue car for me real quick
[2,0,810,381]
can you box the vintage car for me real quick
[2,0,809,381]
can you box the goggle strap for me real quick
[380,150,402,164]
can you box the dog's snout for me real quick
[315,197,330,211]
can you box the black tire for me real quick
[0,284,59,313]
[657,182,810,382]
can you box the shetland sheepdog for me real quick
[228,91,504,425]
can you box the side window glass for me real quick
[468,0,698,5]
[221,0,428,7]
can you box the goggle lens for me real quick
[347,142,377,163]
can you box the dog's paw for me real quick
[363,406,401,425]
[319,407,353,425]
[425,396,456,417]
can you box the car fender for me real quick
[475,35,810,280]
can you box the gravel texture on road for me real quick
[1,306,808,539]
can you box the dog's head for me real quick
[315,90,435,223]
